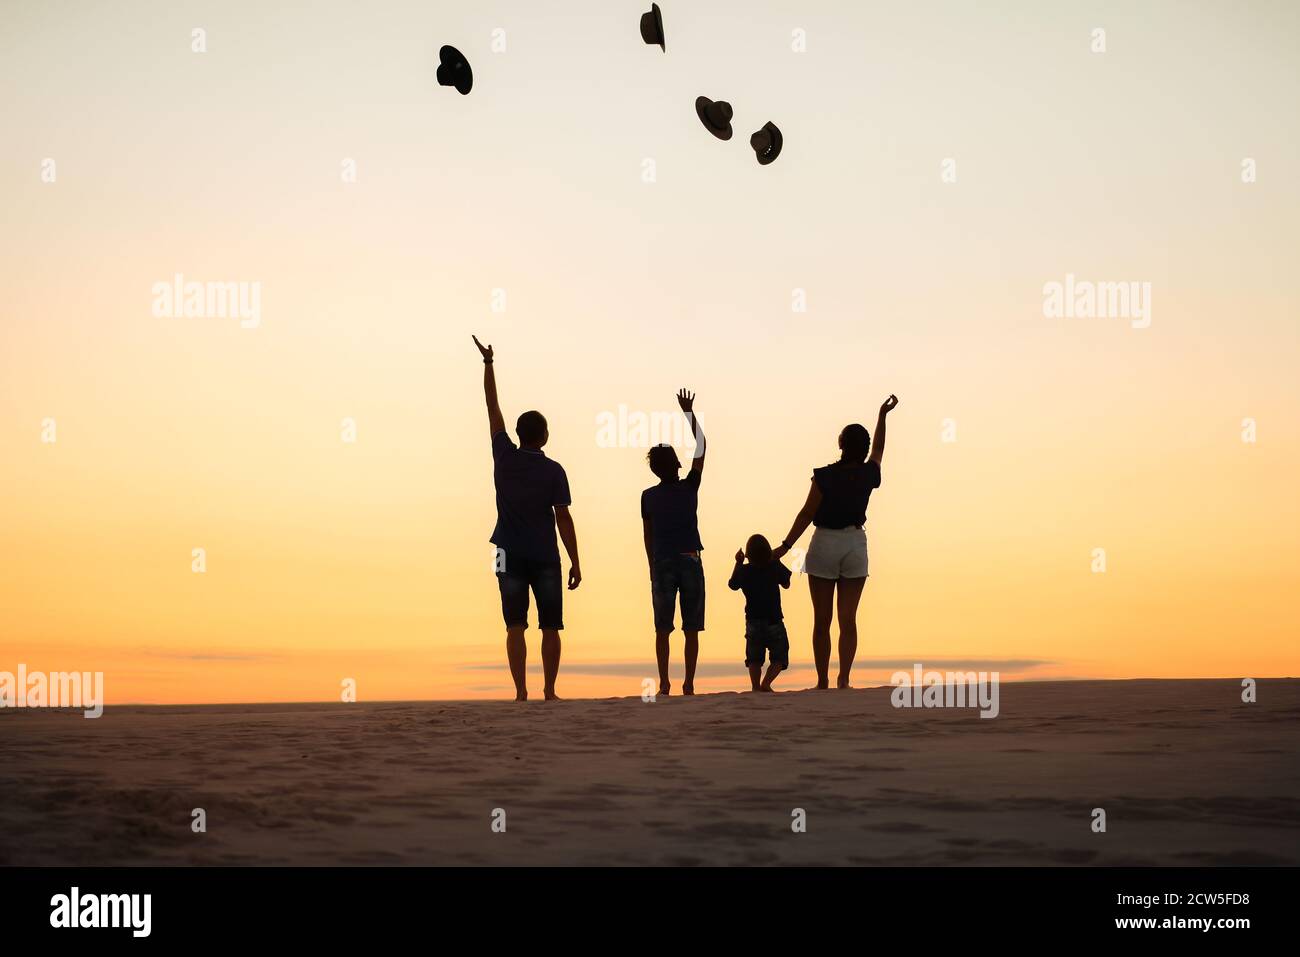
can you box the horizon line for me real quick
[2,675,1291,710]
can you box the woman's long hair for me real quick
[838,423,871,463]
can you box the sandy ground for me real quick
[1,679,1296,866]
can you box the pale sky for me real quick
[2,0,1297,702]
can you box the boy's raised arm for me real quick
[677,388,705,473]
[473,335,506,436]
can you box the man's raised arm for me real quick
[473,335,505,436]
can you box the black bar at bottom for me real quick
[0,866,1283,942]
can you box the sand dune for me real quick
[1,679,1296,866]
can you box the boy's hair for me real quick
[516,410,548,446]
[647,444,681,480]
[745,533,773,566]
[839,423,871,463]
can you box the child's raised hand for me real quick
[734,548,746,563]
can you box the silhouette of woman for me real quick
[773,396,898,689]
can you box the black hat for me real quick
[749,121,783,164]
[695,96,733,141]
[437,45,473,95]
[639,4,665,51]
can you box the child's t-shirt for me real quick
[728,561,792,621]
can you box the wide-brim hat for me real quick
[750,121,783,164]
[695,96,733,141]
[437,45,473,95]
[639,4,665,51]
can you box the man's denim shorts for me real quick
[497,554,564,630]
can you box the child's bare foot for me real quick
[682,684,695,696]
[659,684,671,697]
[836,676,852,689]
[515,693,528,702]
[757,684,775,693]
[543,690,561,701]
[814,680,830,690]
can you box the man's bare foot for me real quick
[750,685,761,692]
[659,684,671,697]
[543,690,561,701]
[814,680,830,690]
[515,694,528,702]
[757,685,774,693]
[836,676,852,689]
[682,684,695,696]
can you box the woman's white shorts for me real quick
[804,526,868,580]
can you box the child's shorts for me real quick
[744,619,789,668]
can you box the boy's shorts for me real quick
[744,619,789,668]
[497,555,564,630]
[650,553,706,633]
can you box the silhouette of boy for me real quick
[641,389,706,696]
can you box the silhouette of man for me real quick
[473,335,581,701]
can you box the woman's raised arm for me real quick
[869,394,898,466]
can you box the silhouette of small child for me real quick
[728,534,792,692]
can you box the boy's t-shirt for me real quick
[490,431,572,564]
[640,469,703,560]
[728,560,792,621]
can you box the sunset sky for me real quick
[2,1,1297,703]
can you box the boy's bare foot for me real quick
[543,690,561,701]
[515,693,528,702]
[836,676,852,689]
[659,684,671,697]
[814,680,830,690]
[682,684,695,696]
[757,684,774,693]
